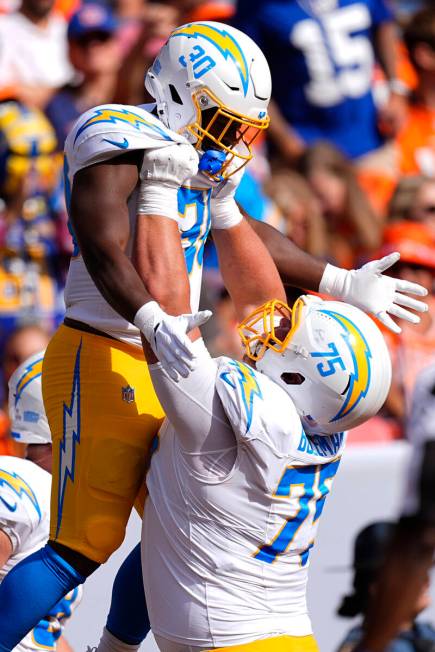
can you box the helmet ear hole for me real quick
[168,84,183,105]
[281,372,305,386]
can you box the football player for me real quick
[141,295,392,651]
[0,20,427,651]
[0,350,82,652]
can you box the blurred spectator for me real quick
[0,103,68,354]
[234,0,408,164]
[264,168,327,257]
[0,0,74,108]
[392,0,432,26]
[46,4,122,149]
[2,323,50,399]
[388,176,435,233]
[0,323,50,455]
[381,221,435,423]
[396,6,435,177]
[336,521,435,652]
[114,2,180,105]
[176,0,235,22]
[207,288,243,359]
[300,142,382,267]
[235,169,282,227]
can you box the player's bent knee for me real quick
[84,514,129,562]
[48,540,100,577]
[51,511,130,565]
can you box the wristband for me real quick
[211,195,243,230]
[137,181,179,221]
[318,263,348,298]
[133,301,162,340]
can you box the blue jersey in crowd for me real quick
[233,0,393,159]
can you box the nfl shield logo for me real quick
[121,385,135,403]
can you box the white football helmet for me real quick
[145,21,271,181]
[8,350,50,445]
[238,296,392,434]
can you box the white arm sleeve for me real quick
[149,340,236,471]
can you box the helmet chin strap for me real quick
[146,71,170,128]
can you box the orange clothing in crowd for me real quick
[54,0,80,20]
[0,409,15,455]
[357,170,396,217]
[397,104,435,177]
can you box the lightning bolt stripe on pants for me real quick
[56,340,82,538]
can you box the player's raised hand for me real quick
[135,301,212,380]
[319,252,428,334]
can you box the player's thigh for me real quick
[43,325,164,563]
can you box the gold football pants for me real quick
[42,324,164,563]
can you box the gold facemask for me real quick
[185,88,269,181]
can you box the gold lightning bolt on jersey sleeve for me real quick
[64,103,189,175]
[215,358,346,471]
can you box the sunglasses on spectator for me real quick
[74,31,113,46]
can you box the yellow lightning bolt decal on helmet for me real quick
[73,108,173,144]
[0,469,41,520]
[14,357,43,407]
[320,310,372,422]
[171,23,249,96]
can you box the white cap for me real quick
[8,350,51,444]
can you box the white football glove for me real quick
[319,252,429,334]
[138,143,199,220]
[134,301,212,381]
[140,142,199,187]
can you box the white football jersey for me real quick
[143,342,345,647]
[0,456,82,652]
[63,103,243,347]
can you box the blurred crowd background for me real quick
[0,0,433,457]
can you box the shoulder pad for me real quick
[65,104,187,173]
[216,358,264,439]
[216,358,302,455]
[216,359,345,462]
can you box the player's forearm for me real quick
[213,220,286,319]
[246,217,326,291]
[133,214,192,316]
[80,239,154,323]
